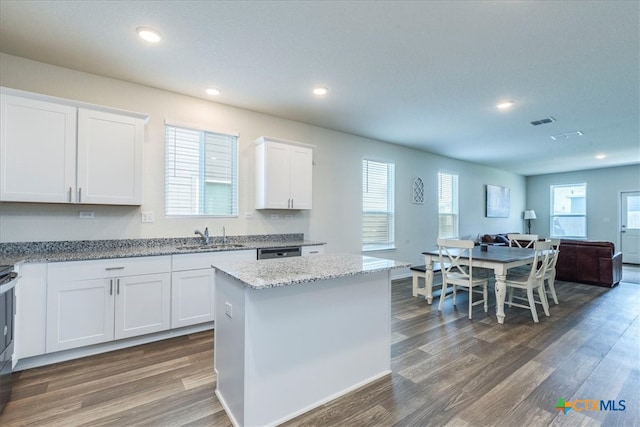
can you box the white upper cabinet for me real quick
[0,94,77,203]
[77,109,143,204]
[255,136,314,210]
[0,87,147,205]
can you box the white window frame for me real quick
[362,159,395,252]
[165,122,239,217]
[438,171,459,239]
[550,183,587,238]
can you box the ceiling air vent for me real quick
[550,131,583,141]
[530,117,556,126]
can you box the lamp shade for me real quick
[523,210,537,220]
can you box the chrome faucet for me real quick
[222,226,227,244]
[194,227,210,245]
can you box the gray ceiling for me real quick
[1,0,638,176]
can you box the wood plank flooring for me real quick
[1,271,638,426]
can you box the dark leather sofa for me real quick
[556,239,622,287]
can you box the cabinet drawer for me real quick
[302,245,325,256]
[48,255,172,281]
[173,249,256,271]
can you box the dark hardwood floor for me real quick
[2,270,638,426]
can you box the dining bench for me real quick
[411,263,442,303]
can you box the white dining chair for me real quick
[543,239,561,305]
[437,239,489,320]
[507,234,539,248]
[505,240,553,323]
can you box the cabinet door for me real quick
[46,278,115,352]
[171,269,215,328]
[263,141,292,209]
[15,263,47,360]
[77,109,143,205]
[0,95,76,203]
[289,145,313,209]
[114,273,171,340]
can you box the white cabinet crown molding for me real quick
[0,86,149,122]
[254,135,315,149]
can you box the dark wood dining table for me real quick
[422,245,537,324]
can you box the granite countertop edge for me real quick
[0,234,326,265]
[214,254,411,290]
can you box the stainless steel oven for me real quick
[0,265,17,414]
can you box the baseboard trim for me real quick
[15,322,214,371]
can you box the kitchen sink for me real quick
[176,243,245,251]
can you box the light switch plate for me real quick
[225,302,233,318]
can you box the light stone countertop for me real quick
[0,234,324,265]
[213,253,410,289]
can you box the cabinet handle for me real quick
[105,266,125,271]
[109,279,113,296]
[78,187,82,203]
[291,198,294,209]
[68,187,72,202]
[116,278,120,295]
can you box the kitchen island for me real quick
[213,253,409,427]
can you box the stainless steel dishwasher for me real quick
[257,247,302,260]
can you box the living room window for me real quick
[165,124,238,216]
[362,159,395,251]
[550,183,586,238]
[438,171,458,239]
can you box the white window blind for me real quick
[550,183,586,238]
[362,159,395,251]
[438,171,459,239]
[165,124,238,216]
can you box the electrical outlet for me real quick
[78,211,94,219]
[225,302,233,318]
[141,212,155,223]
[270,214,280,220]
[245,211,254,219]
[285,214,294,220]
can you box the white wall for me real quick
[0,53,526,266]
[526,164,640,249]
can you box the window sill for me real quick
[362,246,397,253]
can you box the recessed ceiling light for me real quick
[595,153,606,159]
[206,88,221,96]
[137,27,163,43]
[496,101,514,110]
[313,87,328,96]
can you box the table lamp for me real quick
[524,210,537,234]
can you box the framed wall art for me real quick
[486,184,510,218]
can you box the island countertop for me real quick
[213,253,410,289]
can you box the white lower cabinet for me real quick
[171,269,215,328]
[46,256,171,353]
[171,249,256,329]
[115,273,171,340]
[15,263,48,359]
[19,247,324,363]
